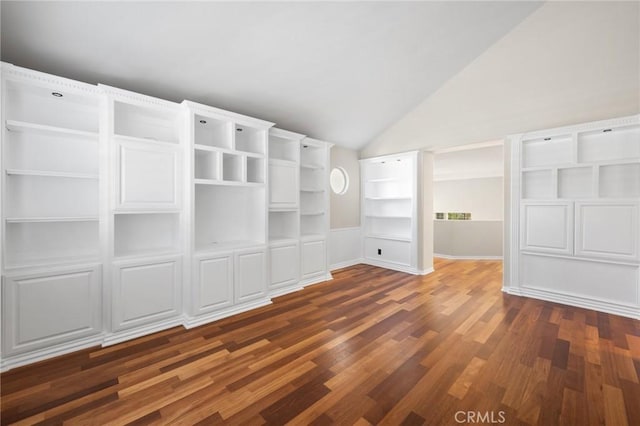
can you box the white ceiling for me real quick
[0,1,541,150]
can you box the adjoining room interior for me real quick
[1,1,639,425]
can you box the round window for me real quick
[330,167,349,195]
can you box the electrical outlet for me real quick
[377,248,382,255]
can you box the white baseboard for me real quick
[301,272,333,287]
[503,286,640,320]
[0,334,104,372]
[269,285,304,299]
[330,258,364,271]
[435,254,503,260]
[362,259,427,276]
[183,298,272,329]
[103,317,185,346]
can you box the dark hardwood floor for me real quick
[1,259,639,425]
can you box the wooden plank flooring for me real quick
[1,259,639,425]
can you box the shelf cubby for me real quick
[599,163,640,198]
[222,153,243,182]
[246,157,265,184]
[365,198,412,218]
[5,174,99,218]
[4,81,99,133]
[4,125,98,175]
[114,213,180,258]
[194,149,220,181]
[114,101,180,144]
[364,217,412,241]
[269,134,299,162]
[578,125,640,163]
[269,210,298,242]
[194,185,265,251]
[235,125,265,155]
[195,114,232,149]
[522,169,554,199]
[558,166,593,199]
[522,135,573,168]
[5,221,99,268]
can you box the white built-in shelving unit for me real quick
[299,138,332,285]
[508,114,640,319]
[360,151,419,274]
[267,128,303,297]
[183,101,273,327]
[101,85,185,343]
[0,62,334,371]
[1,64,104,362]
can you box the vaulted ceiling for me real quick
[0,1,542,149]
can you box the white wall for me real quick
[361,1,640,157]
[434,177,504,221]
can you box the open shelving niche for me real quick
[510,114,640,319]
[2,66,102,270]
[360,151,419,273]
[184,101,272,254]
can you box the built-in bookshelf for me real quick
[361,151,418,273]
[510,114,640,320]
[3,71,101,269]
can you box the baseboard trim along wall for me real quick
[435,254,503,260]
[503,287,640,320]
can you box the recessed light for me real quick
[303,145,308,148]
[199,120,207,124]
[603,129,612,132]
[236,128,243,132]
[544,137,551,141]
[51,92,63,97]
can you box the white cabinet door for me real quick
[193,252,234,315]
[115,140,181,210]
[269,242,299,289]
[520,202,573,255]
[575,201,639,261]
[112,256,181,331]
[235,248,267,304]
[2,264,102,356]
[269,161,298,208]
[301,238,326,279]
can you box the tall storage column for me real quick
[182,101,274,328]
[268,128,304,297]
[100,85,185,345]
[360,151,420,274]
[0,64,104,370]
[299,138,333,285]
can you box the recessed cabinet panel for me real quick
[113,258,181,331]
[364,237,411,266]
[3,265,102,356]
[521,254,638,306]
[194,253,234,314]
[301,239,326,278]
[270,162,298,208]
[575,202,639,261]
[116,142,179,209]
[521,203,573,254]
[270,243,299,288]
[235,249,267,303]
